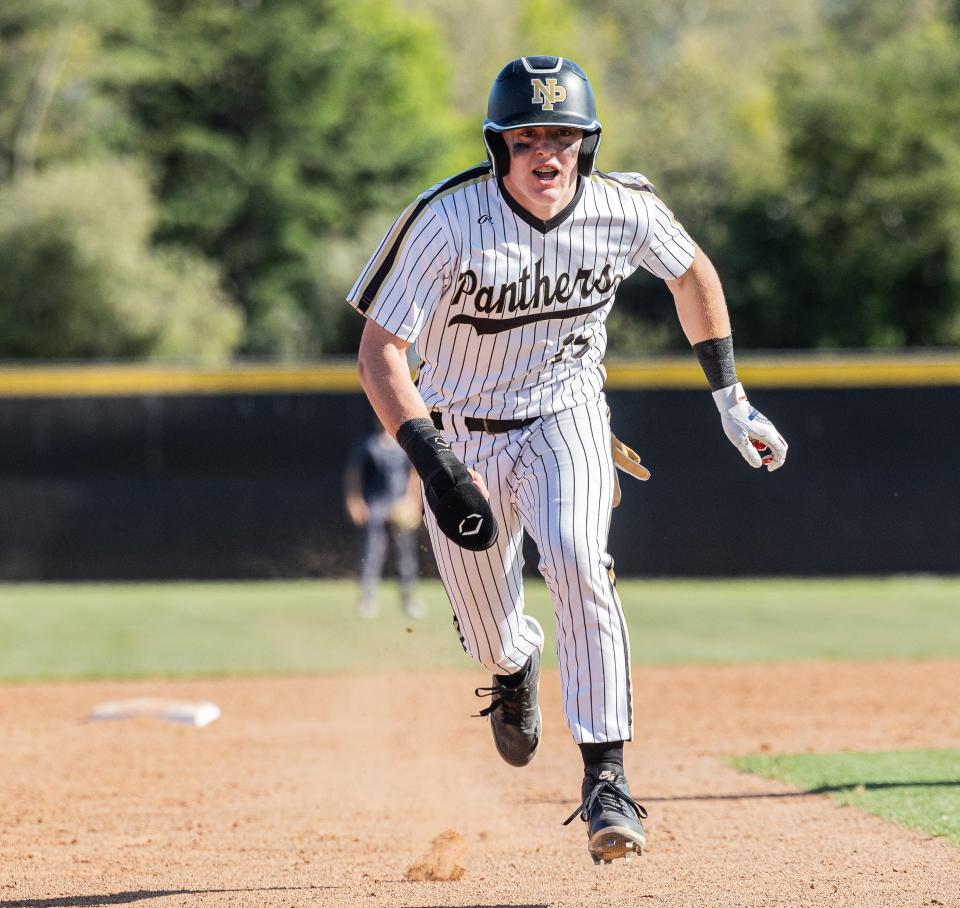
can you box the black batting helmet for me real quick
[483,56,602,179]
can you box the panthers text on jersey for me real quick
[348,165,695,420]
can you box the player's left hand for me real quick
[395,418,500,551]
[712,382,788,472]
[467,468,490,499]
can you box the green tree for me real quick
[114,0,463,356]
[722,11,960,347]
[5,0,960,358]
[0,159,242,360]
[0,0,158,182]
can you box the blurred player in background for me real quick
[344,422,426,619]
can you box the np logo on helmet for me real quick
[531,78,566,111]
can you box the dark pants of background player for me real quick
[360,501,419,615]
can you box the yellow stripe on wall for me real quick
[604,355,960,389]
[0,364,362,397]
[0,355,959,398]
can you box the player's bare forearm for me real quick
[666,244,731,344]
[357,319,430,437]
[667,246,788,469]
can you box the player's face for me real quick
[501,126,583,219]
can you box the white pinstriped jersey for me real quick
[348,164,695,420]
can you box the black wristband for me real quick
[693,335,737,391]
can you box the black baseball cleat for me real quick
[474,646,542,767]
[562,762,648,864]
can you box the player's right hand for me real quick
[712,382,788,472]
[396,419,499,551]
[346,497,369,526]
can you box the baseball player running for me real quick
[348,56,787,864]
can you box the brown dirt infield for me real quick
[2,661,959,908]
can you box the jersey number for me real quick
[548,330,593,365]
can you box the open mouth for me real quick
[533,165,559,185]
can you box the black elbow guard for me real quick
[395,418,499,552]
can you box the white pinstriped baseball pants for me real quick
[422,396,633,745]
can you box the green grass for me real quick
[0,576,958,680]
[730,749,960,847]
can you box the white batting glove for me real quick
[712,382,788,472]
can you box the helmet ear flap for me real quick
[578,131,601,177]
[483,130,511,178]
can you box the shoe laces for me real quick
[561,776,648,826]
[474,672,533,727]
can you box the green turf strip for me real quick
[0,576,958,679]
[730,750,960,847]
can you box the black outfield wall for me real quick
[0,371,957,579]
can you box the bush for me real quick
[0,158,243,361]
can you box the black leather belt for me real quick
[431,411,537,434]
